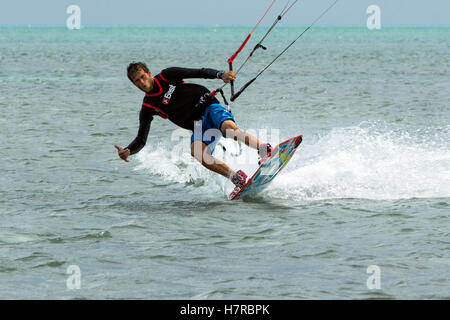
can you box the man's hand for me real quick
[221,71,236,83]
[114,145,130,162]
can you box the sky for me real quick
[0,0,449,26]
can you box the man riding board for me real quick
[114,62,272,196]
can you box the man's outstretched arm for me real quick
[114,107,155,162]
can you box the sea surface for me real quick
[0,26,449,299]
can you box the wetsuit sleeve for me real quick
[125,107,156,155]
[160,67,224,82]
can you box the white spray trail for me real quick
[268,122,450,201]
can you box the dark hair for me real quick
[127,62,149,82]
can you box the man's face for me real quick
[131,68,152,92]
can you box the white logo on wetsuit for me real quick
[162,84,176,105]
[195,92,209,108]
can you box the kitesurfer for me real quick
[114,62,273,194]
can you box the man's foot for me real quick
[230,170,248,198]
[258,143,273,166]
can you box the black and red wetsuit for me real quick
[126,67,223,155]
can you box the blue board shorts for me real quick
[191,103,235,153]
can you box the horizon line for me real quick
[1,24,450,28]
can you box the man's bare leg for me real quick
[191,140,236,179]
[220,119,263,150]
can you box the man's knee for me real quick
[220,120,236,134]
[191,141,203,160]
[220,121,239,138]
[191,141,217,166]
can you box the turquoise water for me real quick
[0,26,449,299]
